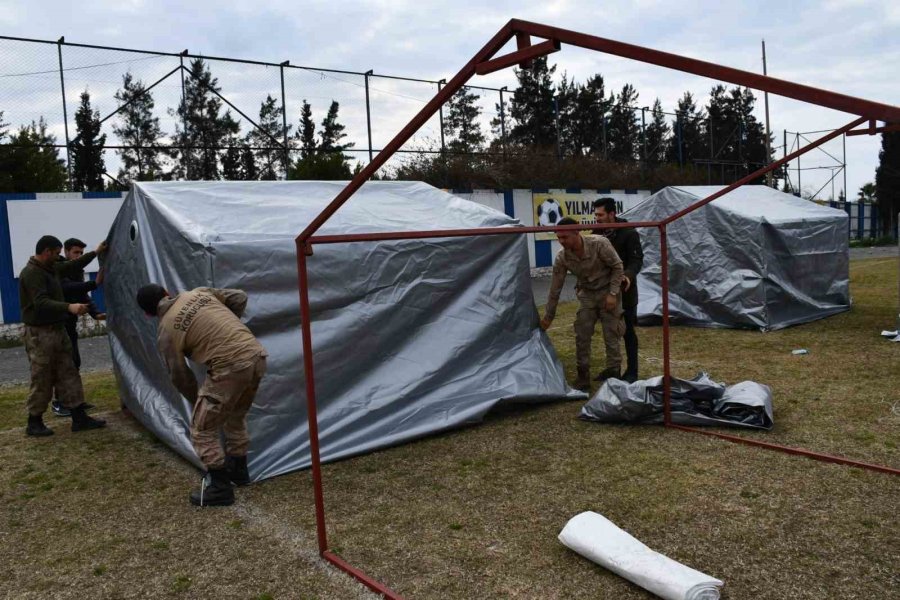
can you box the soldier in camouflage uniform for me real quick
[137,284,267,507]
[19,235,107,436]
[540,218,624,392]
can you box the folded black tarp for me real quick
[581,372,774,430]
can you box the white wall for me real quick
[8,197,124,274]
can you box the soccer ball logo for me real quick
[537,198,563,226]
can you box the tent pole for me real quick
[659,224,672,425]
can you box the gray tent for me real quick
[104,181,580,482]
[625,185,850,331]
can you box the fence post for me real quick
[499,86,507,160]
[641,106,647,162]
[364,70,374,162]
[280,60,290,178]
[553,95,561,160]
[437,79,446,153]
[676,114,683,167]
[56,37,73,188]
[179,50,189,178]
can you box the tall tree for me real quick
[508,57,557,148]
[730,87,775,182]
[297,100,316,160]
[445,86,485,154]
[170,58,240,180]
[113,72,165,183]
[0,118,68,192]
[289,100,355,179]
[70,90,107,191]
[319,100,352,154]
[644,98,670,165]
[247,94,290,180]
[606,84,640,162]
[221,135,243,180]
[667,92,706,166]
[240,143,259,181]
[571,74,613,158]
[875,131,900,237]
[554,73,579,156]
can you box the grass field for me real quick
[0,257,897,599]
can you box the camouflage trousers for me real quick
[191,355,267,470]
[574,290,625,374]
[23,324,85,416]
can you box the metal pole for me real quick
[842,133,847,202]
[179,51,189,178]
[56,37,72,188]
[796,132,801,195]
[784,129,788,191]
[641,106,647,162]
[280,61,290,178]
[364,70,374,162]
[660,224,672,425]
[553,94,561,159]
[499,86,507,159]
[437,79,446,153]
[295,245,328,555]
[602,116,608,160]
[707,116,713,184]
[762,40,773,187]
[676,114,683,167]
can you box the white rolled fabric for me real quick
[558,511,723,600]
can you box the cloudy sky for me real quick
[1,0,897,197]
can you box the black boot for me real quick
[593,367,621,382]
[622,370,638,384]
[71,405,106,432]
[190,468,235,507]
[225,455,250,486]
[26,414,54,437]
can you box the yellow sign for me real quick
[533,193,609,241]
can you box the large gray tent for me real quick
[625,185,850,331]
[104,181,579,482]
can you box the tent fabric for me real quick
[625,186,850,331]
[580,372,774,430]
[104,181,581,482]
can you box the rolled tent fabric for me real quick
[559,511,723,600]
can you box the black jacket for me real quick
[599,217,643,308]
[56,256,100,322]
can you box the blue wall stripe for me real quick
[535,240,552,267]
[565,187,581,194]
[83,191,124,199]
[502,190,514,218]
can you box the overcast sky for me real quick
[1,0,897,197]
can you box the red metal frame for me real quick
[293,20,900,598]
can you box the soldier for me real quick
[540,217,624,392]
[51,237,104,417]
[593,198,644,383]
[136,284,267,507]
[20,235,107,436]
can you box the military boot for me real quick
[573,367,592,393]
[190,468,235,507]
[71,405,106,432]
[225,455,249,486]
[26,414,54,437]
[593,367,621,382]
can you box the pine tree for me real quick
[247,94,290,180]
[667,92,706,166]
[445,86,485,154]
[113,72,165,183]
[703,85,735,165]
[554,74,578,156]
[71,91,107,191]
[319,100,353,153]
[240,143,259,181]
[875,131,900,237]
[571,74,613,157]
[508,57,557,148]
[606,84,640,162]
[297,100,316,160]
[644,98,670,165]
[221,136,242,180]
[731,87,774,181]
[0,118,68,192]
[171,58,240,180]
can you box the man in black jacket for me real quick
[51,238,104,417]
[593,198,644,383]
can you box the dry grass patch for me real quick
[0,256,897,599]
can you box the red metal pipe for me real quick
[510,19,900,123]
[323,551,405,599]
[665,424,900,476]
[846,123,900,136]
[659,224,672,426]
[475,39,561,75]
[662,116,866,225]
[295,243,329,554]
[309,221,660,246]
[295,22,515,245]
